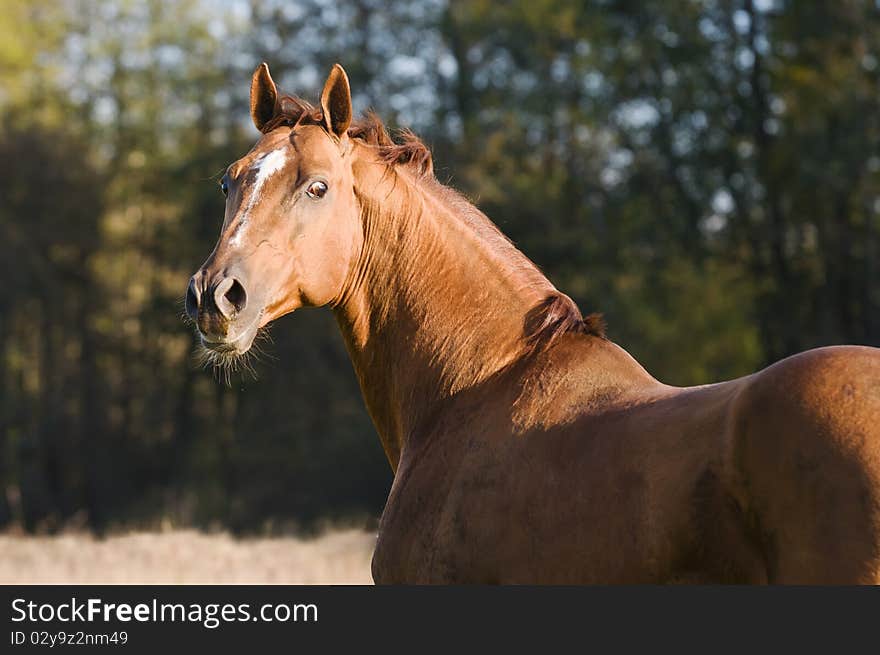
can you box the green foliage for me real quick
[0,0,877,533]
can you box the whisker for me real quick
[190,327,269,386]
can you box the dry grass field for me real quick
[0,529,376,584]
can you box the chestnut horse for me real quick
[186,63,880,583]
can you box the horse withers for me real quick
[186,62,880,583]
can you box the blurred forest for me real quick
[1,0,878,534]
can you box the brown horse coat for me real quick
[187,63,880,583]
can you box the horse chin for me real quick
[198,320,260,360]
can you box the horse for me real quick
[185,62,880,583]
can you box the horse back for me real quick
[727,345,880,583]
[374,341,880,583]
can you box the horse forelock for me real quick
[259,95,433,177]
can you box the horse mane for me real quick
[261,96,434,176]
[524,294,606,353]
[260,94,606,351]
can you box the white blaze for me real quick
[229,148,288,246]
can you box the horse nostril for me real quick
[225,279,247,313]
[185,278,200,321]
[214,277,247,319]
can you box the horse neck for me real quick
[333,163,556,470]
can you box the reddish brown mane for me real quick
[261,96,434,177]
[261,93,604,350]
[524,294,606,352]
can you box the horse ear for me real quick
[320,64,352,138]
[250,62,279,132]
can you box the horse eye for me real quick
[306,180,328,199]
[220,177,228,196]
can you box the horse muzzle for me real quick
[186,270,261,354]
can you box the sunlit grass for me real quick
[0,529,375,584]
